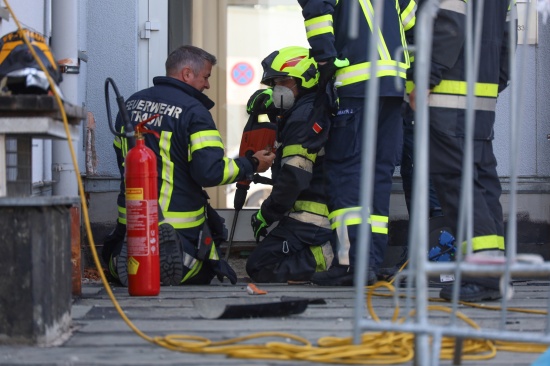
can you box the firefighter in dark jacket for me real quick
[103,45,275,286]
[408,0,514,301]
[297,0,416,286]
[246,46,334,283]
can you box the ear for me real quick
[181,66,193,82]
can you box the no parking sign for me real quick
[231,62,254,85]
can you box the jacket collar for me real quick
[153,76,215,110]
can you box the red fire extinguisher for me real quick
[125,116,161,296]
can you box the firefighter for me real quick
[408,0,514,301]
[245,46,334,283]
[297,0,416,285]
[104,45,275,286]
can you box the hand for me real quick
[252,149,275,173]
[251,210,270,243]
[208,258,237,284]
[408,87,431,111]
[317,57,349,92]
[409,88,416,111]
[246,88,274,115]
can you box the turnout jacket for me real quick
[114,76,255,234]
[260,92,330,232]
[409,0,514,139]
[298,0,416,98]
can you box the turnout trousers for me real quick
[325,96,403,271]
[429,112,505,253]
[246,217,333,283]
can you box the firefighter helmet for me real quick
[0,29,62,95]
[261,46,318,89]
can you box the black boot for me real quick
[440,278,503,302]
[311,265,377,286]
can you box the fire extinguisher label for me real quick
[127,199,158,256]
[127,257,140,275]
[126,187,144,200]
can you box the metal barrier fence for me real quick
[349,1,550,365]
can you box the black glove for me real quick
[101,222,126,265]
[209,258,237,284]
[251,210,270,243]
[246,88,274,115]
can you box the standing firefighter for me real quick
[104,45,275,286]
[246,46,334,283]
[408,0,514,301]
[297,0,416,285]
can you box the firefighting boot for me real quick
[439,250,505,302]
[159,223,184,286]
[310,265,377,286]
[113,242,128,287]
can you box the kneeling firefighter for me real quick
[246,46,334,283]
[103,45,275,286]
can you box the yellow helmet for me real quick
[261,46,318,90]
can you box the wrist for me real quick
[247,155,260,172]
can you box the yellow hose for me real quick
[4,1,548,363]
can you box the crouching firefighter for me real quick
[246,46,334,283]
[104,45,275,286]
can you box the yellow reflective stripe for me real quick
[304,14,333,38]
[161,207,205,229]
[359,0,391,60]
[468,235,505,252]
[432,80,498,97]
[310,245,327,272]
[282,144,317,162]
[221,157,239,185]
[189,130,223,154]
[288,211,331,228]
[401,0,417,31]
[282,155,314,173]
[329,207,362,228]
[293,200,329,217]
[407,80,499,98]
[406,80,414,94]
[440,0,467,14]
[114,136,122,149]
[335,61,408,86]
[370,214,389,234]
[158,131,174,211]
[429,94,497,111]
[329,208,388,234]
[208,243,220,260]
[182,260,202,283]
[117,206,127,225]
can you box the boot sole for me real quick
[116,241,129,287]
[311,274,354,286]
[159,224,183,286]
[439,287,502,302]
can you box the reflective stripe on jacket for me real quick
[115,76,255,233]
[299,0,416,97]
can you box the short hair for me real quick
[165,45,217,77]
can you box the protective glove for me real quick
[208,258,238,284]
[298,57,349,153]
[246,88,274,115]
[250,210,270,243]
